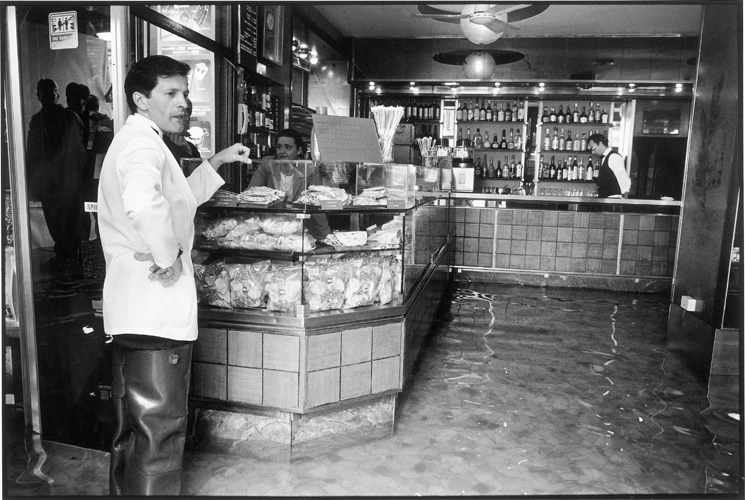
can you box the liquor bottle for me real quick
[479,101,486,121]
[588,101,595,123]
[551,127,559,151]
[572,156,579,180]
[466,128,472,147]
[572,103,580,123]
[486,101,493,121]
[456,101,463,122]
[579,106,588,123]
[502,156,510,179]
[510,155,516,178]
[467,101,475,121]
[515,157,523,179]
[586,157,594,181]
[496,160,503,179]
[457,128,464,146]
[517,100,524,122]
[549,107,557,122]
[593,157,599,179]
[474,128,483,149]
[514,129,522,150]
[562,158,569,180]
[557,104,565,124]
[580,133,587,151]
[508,128,514,150]
[512,101,519,122]
[497,101,505,122]
[565,105,572,124]
[487,157,495,178]
[595,103,602,123]
[500,130,508,149]
[492,132,500,149]
[556,162,563,180]
[542,106,550,124]
[434,101,440,121]
[601,107,609,124]
[538,155,545,179]
[565,130,573,151]
[475,156,483,178]
[573,133,581,152]
[549,156,557,179]
[543,128,551,151]
[504,103,512,122]
[558,128,565,151]
[483,130,491,149]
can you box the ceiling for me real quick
[314,3,704,40]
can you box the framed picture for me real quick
[641,108,681,135]
[261,5,284,66]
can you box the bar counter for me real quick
[447,192,680,291]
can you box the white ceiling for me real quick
[315,3,704,39]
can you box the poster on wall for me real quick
[156,5,216,157]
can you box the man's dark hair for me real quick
[276,128,306,155]
[124,55,191,113]
[588,133,608,147]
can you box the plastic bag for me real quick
[343,256,382,309]
[226,260,270,309]
[265,263,303,312]
[259,215,303,235]
[194,259,232,308]
[304,261,346,311]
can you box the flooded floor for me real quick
[6,283,742,497]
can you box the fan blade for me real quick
[415,13,469,19]
[485,4,531,17]
[482,18,519,34]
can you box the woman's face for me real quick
[276,136,300,160]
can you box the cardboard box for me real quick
[393,124,415,145]
[392,144,421,165]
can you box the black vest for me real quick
[597,151,623,198]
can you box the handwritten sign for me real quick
[311,115,383,163]
[320,200,344,210]
[49,11,78,50]
[238,5,258,68]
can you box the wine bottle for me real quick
[487,157,495,178]
[549,156,557,179]
[588,101,595,123]
[457,128,463,146]
[580,133,587,151]
[510,155,517,178]
[601,107,609,124]
[512,101,519,122]
[572,103,580,123]
[579,106,588,123]
[466,128,472,147]
[500,130,508,149]
[502,156,510,179]
[573,133,581,152]
[557,104,565,124]
[543,128,551,151]
[595,103,602,123]
[434,101,440,121]
[456,101,463,122]
[497,101,505,122]
[496,160,503,179]
[565,130,573,151]
[515,157,523,179]
[467,101,474,121]
[565,105,572,124]
[517,100,524,122]
[504,103,512,122]
[551,127,559,151]
[593,158,599,179]
[572,156,579,181]
[558,128,565,151]
[480,101,486,121]
[486,101,493,121]
[542,106,550,124]
[508,128,514,150]
[562,158,569,180]
[586,157,594,181]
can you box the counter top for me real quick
[447,192,681,207]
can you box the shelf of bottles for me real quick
[237,68,283,159]
[533,100,613,191]
[365,97,442,143]
[456,98,529,184]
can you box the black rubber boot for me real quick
[109,342,193,496]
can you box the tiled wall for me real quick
[453,208,678,277]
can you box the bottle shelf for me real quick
[474,148,524,153]
[457,120,527,126]
[536,179,597,184]
[536,150,593,154]
[538,122,611,128]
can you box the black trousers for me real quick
[110,336,192,496]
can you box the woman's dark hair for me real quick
[124,55,191,113]
[276,128,306,155]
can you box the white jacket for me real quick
[97,113,224,341]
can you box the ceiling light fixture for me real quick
[463,52,496,80]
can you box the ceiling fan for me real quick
[416,4,549,44]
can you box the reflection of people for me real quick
[97,55,251,496]
[163,98,200,164]
[86,94,113,132]
[588,133,630,198]
[26,78,87,270]
[66,82,91,147]
[248,128,330,238]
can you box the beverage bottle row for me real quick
[246,87,278,131]
[539,102,609,125]
[457,99,524,123]
[541,127,607,152]
[367,98,441,121]
[537,155,598,181]
[475,154,524,180]
[457,127,522,150]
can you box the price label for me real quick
[320,200,343,210]
[386,199,405,209]
[84,202,98,213]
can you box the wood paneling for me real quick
[195,328,227,364]
[263,334,300,372]
[307,332,341,372]
[341,326,372,365]
[192,362,227,400]
[341,362,372,400]
[227,366,262,404]
[228,330,262,368]
[307,367,340,408]
[263,370,299,408]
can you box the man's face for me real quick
[135,75,189,134]
[588,141,602,155]
[38,84,59,108]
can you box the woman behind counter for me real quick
[248,128,330,239]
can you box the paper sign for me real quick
[49,11,78,50]
[386,199,405,209]
[320,200,344,210]
[311,115,383,163]
[84,202,98,213]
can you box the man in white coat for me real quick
[97,55,251,496]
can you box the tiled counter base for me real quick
[188,320,403,461]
